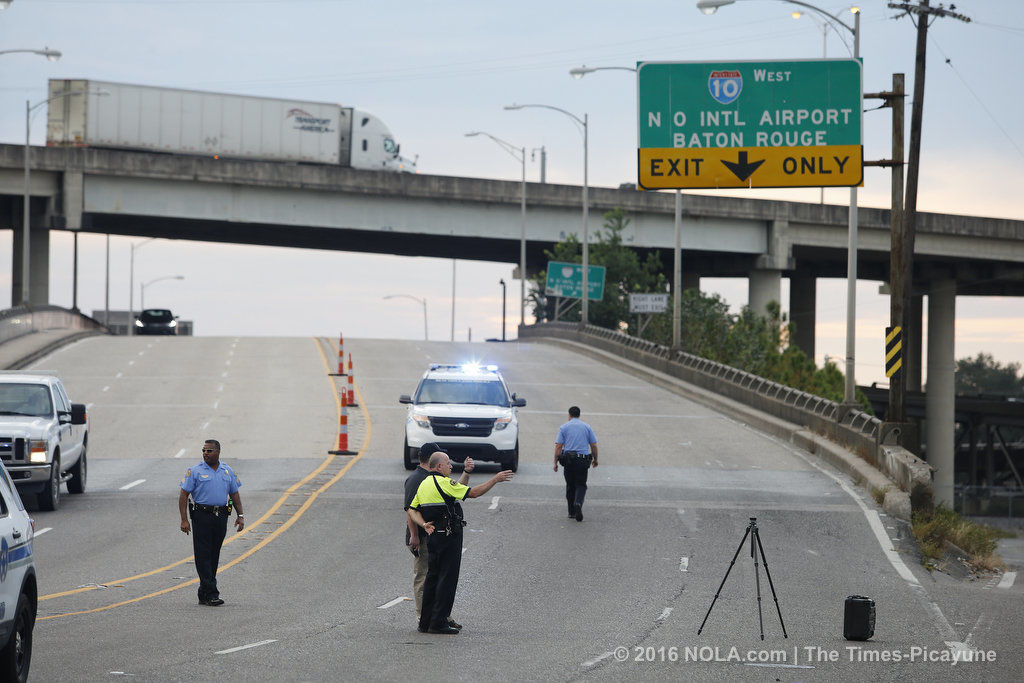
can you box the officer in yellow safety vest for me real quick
[406,449,514,634]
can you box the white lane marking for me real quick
[679,557,689,572]
[213,400,220,410]
[201,421,210,430]
[128,360,135,366]
[120,479,145,490]
[745,662,815,670]
[806,549,820,556]
[138,351,144,356]
[377,596,411,609]
[116,372,123,378]
[581,652,615,668]
[225,360,231,366]
[714,459,725,468]
[679,441,692,447]
[102,386,110,392]
[109,672,135,676]
[174,448,186,459]
[657,607,673,622]
[769,432,960,644]
[998,571,1017,588]
[34,527,52,537]
[221,371,228,378]
[215,639,277,655]
[488,496,500,510]
[86,402,94,410]
[217,384,224,392]
[462,547,467,554]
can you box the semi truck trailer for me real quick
[45,78,416,172]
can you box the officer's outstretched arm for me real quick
[466,470,514,498]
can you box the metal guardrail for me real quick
[956,485,1024,519]
[520,321,901,479]
[0,305,107,345]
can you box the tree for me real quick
[954,353,1024,397]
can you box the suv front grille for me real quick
[430,417,495,437]
[0,437,26,462]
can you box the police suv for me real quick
[400,363,526,472]
[0,463,36,682]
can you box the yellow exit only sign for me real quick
[638,145,862,190]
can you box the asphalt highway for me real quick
[21,335,1023,681]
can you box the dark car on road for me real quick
[134,309,178,335]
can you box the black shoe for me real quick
[574,504,583,522]
[428,625,460,635]
[199,597,225,606]
[446,618,462,630]
[417,625,428,633]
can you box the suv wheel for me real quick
[507,442,519,473]
[403,438,416,470]
[38,456,60,511]
[0,593,34,683]
[68,444,87,494]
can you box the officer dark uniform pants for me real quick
[191,507,230,601]
[418,525,463,631]
[563,453,591,512]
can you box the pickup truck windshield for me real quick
[0,383,54,418]
[415,379,509,407]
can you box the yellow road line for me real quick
[39,336,370,618]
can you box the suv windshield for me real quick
[0,383,53,418]
[415,379,509,407]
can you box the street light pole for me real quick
[499,278,507,341]
[128,238,156,336]
[504,103,589,326]
[465,131,528,329]
[384,294,429,341]
[140,275,185,310]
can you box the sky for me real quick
[0,0,1022,386]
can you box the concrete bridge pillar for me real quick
[789,274,816,359]
[907,294,923,392]
[10,202,50,306]
[748,269,781,318]
[926,278,957,507]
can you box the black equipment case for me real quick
[844,595,875,641]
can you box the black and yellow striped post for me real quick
[885,326,903,380]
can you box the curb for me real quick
[536,336,914,520]
[3,330,106,370]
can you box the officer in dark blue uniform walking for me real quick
[554,406,598,522]
[178,439,244,606]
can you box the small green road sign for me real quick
[637,59,862,189]
[545,261,606,301]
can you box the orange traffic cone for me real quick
[337,333,346,375]
[347,354,358,407]
[329,388,355,454]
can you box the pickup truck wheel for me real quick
[403,438,416,470]
[68,446,87,494]
[38,456,60,511]
[0,593,34,683]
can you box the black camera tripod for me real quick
[697,517,788,640]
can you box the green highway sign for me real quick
[545,261,606,301]
[637,59,862,189]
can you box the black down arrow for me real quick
[721,151,765,182]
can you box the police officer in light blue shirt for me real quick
[178,439,244,606]
[554,406,599,522]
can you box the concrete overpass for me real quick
[2,142,1022,504]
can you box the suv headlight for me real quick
[410,414,431,429]
[494,416,512,431]
[29,440,48,463]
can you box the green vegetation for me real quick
[954,352,1024,397]
[911,503,1010,572]
[530,207,870,410]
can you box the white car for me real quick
[0,463,36,682]
[400,364,526,472]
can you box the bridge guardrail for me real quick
[520,321,932,508]
[0,305,108,346]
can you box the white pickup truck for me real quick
[0,373,88,511]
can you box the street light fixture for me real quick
[696,0,862,407]
[140,275,185,310]
[504,103,590,326]
[383,294,429,341]
[0,48,62,61]
[465,131,527,329]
